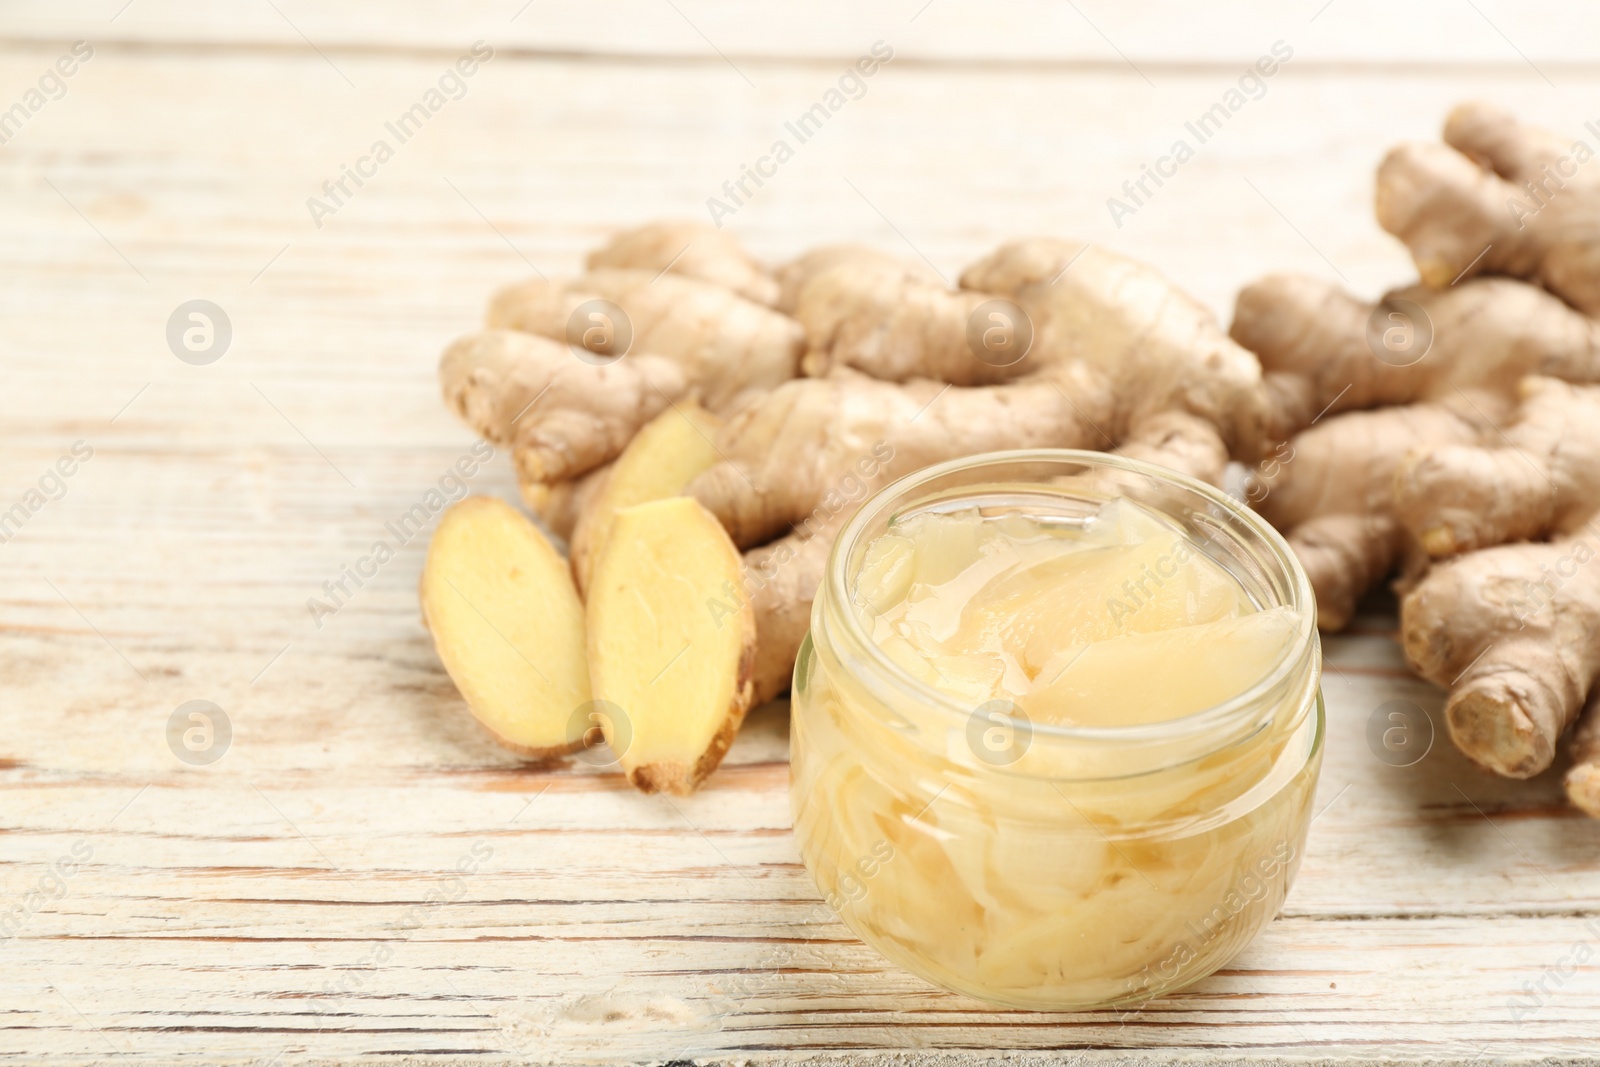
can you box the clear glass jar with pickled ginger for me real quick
[790,450,1323,1010]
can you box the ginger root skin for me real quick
[487,268,802,415]
[587,221,779,306]
[443,266,801,486]
[1231,273,1600,444]
[1402,536,1600,779]
[1229,268,1600,631]
[741,511,843,705]
[1376,102,1600,316]
[794,240,1270,459]
[1390,377,1600,797]
[776,244,943,316]
[1395,377,1600,557]
[1253,400,1493,630]
[440,329,687,484]
[687,362,1116,550]
[961,240,1269,459]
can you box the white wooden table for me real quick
[3,3,1599,1062]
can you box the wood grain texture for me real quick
[1,6,1599,1063]
[11,0,1600,65]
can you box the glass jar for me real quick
[790,449,1323,1010]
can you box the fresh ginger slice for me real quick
[586,497,756,794]
[421,496,591,756]
[570,403,723,594]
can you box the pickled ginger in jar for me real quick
[790,449,1322,1010]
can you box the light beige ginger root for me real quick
[586,221,780,306]
[1394,377,1600,556]
[1233,272,1600,444]
[441,329,689,485]
[1391,377,1600,799]
[1230,274,1600,628]
[688,363,1115,550]
[569,403,723,593]
[492,246,934,537]
[421,496,590,757]
[738,520,838,705]
[794,239,1269,460]
[1247,400,1488,630]
[789,255,987,384]
[700,241,1260,545]
[1377,102,1600,315]
[486,269,801,411]
[586,497,756,794]
[1401,538,1600,782]
[774,244,943,315]
[1234,105,1600,818]
[441,267,801,484]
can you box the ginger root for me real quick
[1377,102,1600,316]
[486,269,801,414]
[1234,104,1600,817]
[1234,273,1600,442]
[1401,537,1600,780]
[441,263,801,485]
[1394,377,1600,557]
[441,329,687,485]
[775,244,943,315]
[795,240,1268,458]
[586,220,780,306]
[1248,397,1496,629]
[586,497,756,794]
[1392,377,1600,792]
[687,363,1114,550]
[421,497,590,756]
[1231,272,1600,628]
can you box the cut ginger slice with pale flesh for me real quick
[586,496,756,794]
[569,403,724,595]
[421,496,591,756]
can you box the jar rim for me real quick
[819,448,1320,749]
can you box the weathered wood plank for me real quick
[8,0,1600,66]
